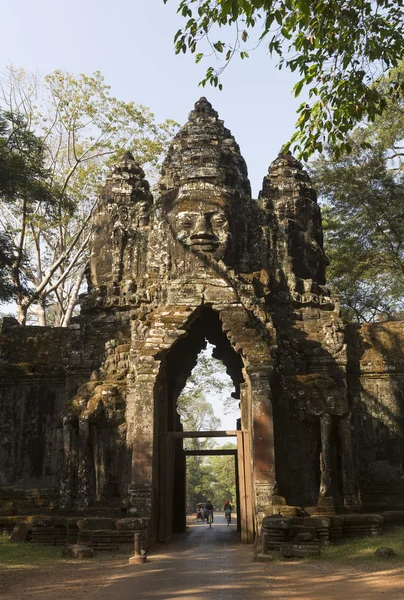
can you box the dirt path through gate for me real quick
[1,514,403,600]
[82,513,403,600]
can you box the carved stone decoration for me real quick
[259,151,329,290]
[90,151,153,291]
[159,96,253,270]
[0,99,403,545]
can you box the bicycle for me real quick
[206,510,213,528]
[225,510,231,525]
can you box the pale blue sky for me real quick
[1,0,301,196]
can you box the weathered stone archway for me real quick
[76,97,362,529]
[126,303,278,543]
[1,98,404,549]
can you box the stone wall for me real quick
[0,323,78,511]
[0,318,125,513]
[346,320,404,510]
[0,98,403,548]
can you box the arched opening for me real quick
[178,343,240,534]
[153,306,248,542]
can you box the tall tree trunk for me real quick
[16,301,27,325]
[36,299,47,327]
[30,297,47,326]
[61,268,86,327]
[53,304,64,327]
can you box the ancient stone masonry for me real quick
[0,97,403,548]
[346,321,404,511]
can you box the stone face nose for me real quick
[190,214,215,240]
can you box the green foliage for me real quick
[0,110,51,202]
[318,525,404,562]
[0,534,63,566]
[311,65,404,322]
[186,448,237,511]
[177,348,236,438]
[186,456,216,509]
[0,67,178,324]
[0,230,19,302]
[178,347,238,510]
[312,151,404,322]
[207,443,237,507]
[164,0,404,159]
[0,109,52,303]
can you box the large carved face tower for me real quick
[78,99,356,544]
[159,97,252,268]
[4,98,403,555]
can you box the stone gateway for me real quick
[1,98,403,547]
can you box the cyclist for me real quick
[224,499,232,524]
[205,500,214,523]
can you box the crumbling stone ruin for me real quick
[1,98,403,549]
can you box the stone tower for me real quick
[0,98,403,548]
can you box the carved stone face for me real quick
[167,198,231,260]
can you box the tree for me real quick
[207,443,237,508]
[312,149,404,322]
[176,346,236,510]
[177,348,236,429]
[310,62,404,322]
[0,67,177,325]
[164,0,404,160]
[179,387,221,510]
[0,109,52,304]
[177,350,225,440]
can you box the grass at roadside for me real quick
[319,525,404,562]
[259,525,404,564]
[0,533,63,567]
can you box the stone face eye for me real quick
[211,213,227,226]
[180,219,193,229]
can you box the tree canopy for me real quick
[164,0,404,160]
[311,63,404,322]
[0,67,177,325]
[313,151,404,322]
[0,109,52,303]
[176,346,238,510]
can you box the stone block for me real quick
[380,511,404,524]
[342,513,383,537]
[280,542,321,558]
[290,526,316,540]
[203,284,237,303]
[76,518,115,531]
[9,523,30,542]
[31,517,55,527]
[302,517,330,529]
[375,547,396,559]
[329,516,344,527]
[262,516,293,530]
[115,518,145,531]
[343,513,383,525]
[295,532,313,542]
[128,554,147,564]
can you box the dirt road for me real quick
[1,513,403,600]
[83,513,404,600]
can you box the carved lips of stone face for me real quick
[168,200,230,259]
